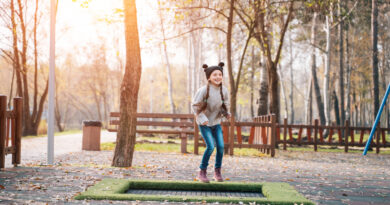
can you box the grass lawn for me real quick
[75,179,314,204]
[102,136,390,155]
[101,141,268,157]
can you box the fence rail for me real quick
[109,112,277,157]
[278,118,390,153]
[109,112,389,156]
[0,95,22,169]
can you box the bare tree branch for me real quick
[235,24,255,91]
[163,26,226,41]
[274,1,294,65]
[177,6,228,19]
[331,1,358,29]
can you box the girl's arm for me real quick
[192,87,209,125]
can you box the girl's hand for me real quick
[202,121,209,125]
[226,114,231,120]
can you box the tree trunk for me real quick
[226,0,236,117]
[310,12,326,126]
[191,31,198,98]
[278,68,288,119]
[289,32,294,124]
[112,0,142,167]
[333,90,341,125]
[324,10,333,126]
[371,0,379,118]
[55,91,64,132]
[305,78,313,124]
[257,57,268,116]
[158,0,176,113]
[16,0,32,135]
[268,62,280,122]
[250,46,255,118]
[32,0,39,123]
[345,25,352,122]
[10,0,22,98]
[338,0,345,126]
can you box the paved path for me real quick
[4,130,116,165]
[1,131,390,204]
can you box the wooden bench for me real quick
[109,112,195,153]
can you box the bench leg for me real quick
[181,133,187,154]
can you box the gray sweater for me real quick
[192,84,230,126]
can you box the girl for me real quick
[192,62,230,183]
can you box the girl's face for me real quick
[209,70,223,86]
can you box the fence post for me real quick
[314,119,318,152]
[194,120,199,155]
[222,124,229,154]
[270,114,276,157]
[0,95,6,169]
[283,118,287,150]
[179,118,187,154]
[13,98,22,166]
[229,116,235,156]
[345,120,350,153]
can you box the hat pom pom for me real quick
[202,64,208,69]
[218,62,225,67]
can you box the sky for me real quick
[55,0,189,69]
[1,0,314,87]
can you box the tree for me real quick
[371,0,379,117]
[253,0,294,122]
[112,0,142,167]
[1,0,49,135]
[310,11,326,126]
[338,0,345,126]
[158,0,176,114]
[323,1,333,127]
[288,32,294,124]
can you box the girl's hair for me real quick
[197,82,228,117]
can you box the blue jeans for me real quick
[199,124,224,169]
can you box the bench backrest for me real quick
[108,112,195,132]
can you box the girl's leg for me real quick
[199,125,215,169]
[212,124,224,169]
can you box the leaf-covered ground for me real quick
[1,132,389,204]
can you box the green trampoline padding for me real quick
[75,179,314,205]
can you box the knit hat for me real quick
[203,62,224,79]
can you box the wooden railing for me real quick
[194,114,276,157]
[0,96,22,169]
[278,118,390,153]
[109,113,277,157]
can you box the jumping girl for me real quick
[192,62,230,183]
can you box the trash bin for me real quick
[82,120,102,151]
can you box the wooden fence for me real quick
[0,95,22,169]
[195,115,276,157]
[278,118,390,153]
[109,113,277,157]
